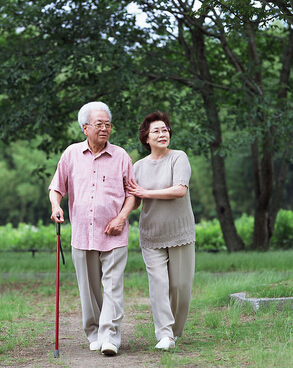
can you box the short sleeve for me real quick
[48,152,68,197]
[123,155,136,198]
[172,151,191,187]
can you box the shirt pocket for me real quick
[102,175,124,198]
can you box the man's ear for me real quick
[83,124,88,135]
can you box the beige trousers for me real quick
[72,246,127,349]
[142,242,195,341]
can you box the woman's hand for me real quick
[126,178,149,199]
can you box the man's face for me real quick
[83,109,112,148]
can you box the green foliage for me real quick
[235,214,254,249]
[0,221,72,252]
[0,0,141,153]
[195,211,293,251]
[1,0,293,254]
[0,139,61,226]
[1,210,293,252]
[128,221,140,250]
[0,221,139,252]
[271,210,293,249]
[195,219,226,251]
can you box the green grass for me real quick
[2,250,293,367]
[2,248,293,274]
[0,249,146,275]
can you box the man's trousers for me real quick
[72,246,127,349]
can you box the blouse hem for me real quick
[140,238,195,250]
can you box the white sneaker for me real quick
[155,337,175,350]
[101,342,118,356]
[89,341,99,351]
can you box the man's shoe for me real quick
[89,341,99,351]
[155,337,175,350]
[101,342,118,356]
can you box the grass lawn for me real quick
[1,250,293,367]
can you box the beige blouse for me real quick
[134,150,195,249]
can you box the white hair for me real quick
[78,101,112,132]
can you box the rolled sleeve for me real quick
[48,155,68,197]
[172,151,191,187]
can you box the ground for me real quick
[3,297,171,368]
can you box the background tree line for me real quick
[1,0,293,251]
[1,134,293,229]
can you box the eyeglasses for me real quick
[149,127,170,135]
[86,122,113,130]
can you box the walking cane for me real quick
[54,214,65,358]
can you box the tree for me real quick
[125,0,293,251]
[0,139,60,226]
[0,0,138,152]
[1,0,293,251]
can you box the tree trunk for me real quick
[251,134,274,250]
[269,27,293,234]
[269,150,289,234]
[253,27,293,249]
[210,137,245,252]
[193,27,245,252]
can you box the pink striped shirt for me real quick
[49,140,135,252]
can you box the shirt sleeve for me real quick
[48,152,68,197]
[123,155,136,198]
[172,151,191,187]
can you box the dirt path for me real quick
[5,297,163,368]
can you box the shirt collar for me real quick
[82,139,114,157]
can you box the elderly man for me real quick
[49,101,135,356]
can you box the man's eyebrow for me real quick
[94,119,111,123]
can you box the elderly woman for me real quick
[127,111,195,350]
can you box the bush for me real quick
[0,221,71,252]
[1,210,293,252]
[195,218,226,251]
[128,222,140,250]
[270,210,293,249]
[195,213,254,251]
[235,213,254,249]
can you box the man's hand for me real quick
[49,190,64,223]
[51,206,64,223]
[105,215,126,236]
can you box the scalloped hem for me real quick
[140,239,195,250]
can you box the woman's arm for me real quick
[126,179,187,200]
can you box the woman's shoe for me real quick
[155,337,175,350]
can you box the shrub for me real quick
[270,210,293,249]
[235,214,254,249]
[195,218,226,251]
[1,210,293,253]
[128,222,140,250]
[0,221,71,252]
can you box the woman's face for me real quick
[146,120,170,151]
